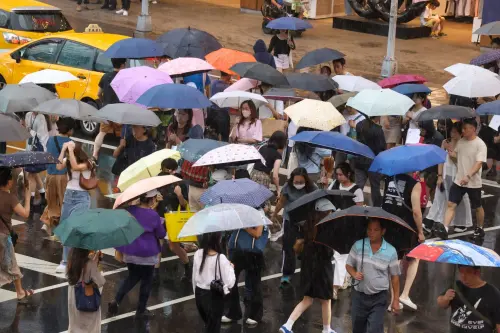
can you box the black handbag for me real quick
[210,254,225,297]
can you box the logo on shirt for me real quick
[451,298,485,331]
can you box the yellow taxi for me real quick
[0,0,74,50]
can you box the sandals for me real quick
[17,289,34,303]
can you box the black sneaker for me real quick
[135,309,153,318]
[108,301,118,315]
[434,223,448,240]
[473,227,485,239]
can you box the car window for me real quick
[94,51,114,73]
[20,41,60,64]
[0,10,8,28]
[10,11,72,32]
[56,41,95,71]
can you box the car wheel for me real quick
[79,99,100,137]
[0,76,6,90]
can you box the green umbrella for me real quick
[54,209,144,250]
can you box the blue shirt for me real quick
[184,73,211,93]
[46,136,71,175]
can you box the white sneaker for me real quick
[221,316,233,323]
[152,0,157,3]
[122,10,128,16]
[400,297,417,310]
[246,318,258,325]
[116,9,124,14]
[55,264,66,274]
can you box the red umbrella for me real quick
[378,74,427,89]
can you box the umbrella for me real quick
[111,66,173,105]
[0,83,56,113]
[136,83,212,109]
[158,57,215,76]
[392,83,431,96]
[473,21,500,36]
[285,73,338,92]
[346,89,415,117]
[32,99,102,123]
[54,209,144,250]
[114,175,182,209]
[414,105,476,122]
[156,27,222,59]
[224,78,260,92]
[378,74,427,89]
[178,139,228,162]
[193,144,265,167]
[210,91,268,109]
[295,48,346,70]
[444,63,498,77]
[0,151,58,168]
[408,239,500,267]
[332,75,381,92]
[368,144,447,176]
[19,69,78,85]
[316,206,416,254]
[177,203,271,238]
[266,17,313,30]
[200,178,273,208]
[0,114,30,141]
[95,104,161,126]
[328,92,357,108]
[470,49,500,66]
[206,48,256,75]
[476,100,500,115]
[284,99,346,131]
[230,62,290,87]
[263,88,302,102]
[117,149,181,191]
[444,75,500,98]
[103,38,163,59]
[290,131,375,159]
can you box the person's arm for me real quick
[272,193,287,220]
[288,35,296,50]
[113,139,126,158]
[245,225,263,238]
[381,116,390,130]
[56,144,69,171]
[390,275,400,313]
[89,255,106,288]
[437,289,455,309]
[220,254,236,290]
[174,185,188,207]
[410,182,425,243]
[345,245,363,280]
[268,36,276,53]
[437,140,447,188]
[266,103,282,119]
[13,191,30,219]
[271,0,282,8]
[272,159,282,195]
[67,144,89,171]
[354,189,364,206]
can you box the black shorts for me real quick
[449,183,482,209]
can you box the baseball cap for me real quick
[315,198,336,212]
[144,189,160,198]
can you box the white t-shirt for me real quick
[328,181,364,204]
[25,112,49,151]
[420,6,432,26]
[66,169,92,191]
[454,137,487,188]
[408,106,427,129]
[340,112,365,136]
[192,250,236,294]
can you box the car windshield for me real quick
[10,11,72,33]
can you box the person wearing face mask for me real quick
[403,93,428,132]
[113,125,156,171]
[230,100,263,144]
[167,109,194,148]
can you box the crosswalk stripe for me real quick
[0,289,18,303]
[15,253,66,279]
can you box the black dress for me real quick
[300,240,334,300]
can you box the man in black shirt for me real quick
[438,265,500,333]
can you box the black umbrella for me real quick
[413,105,476,122]
[315,206,416,256]
[230,62,290,87]
[156,27,222,59]
[263,88,302,102]
[0,152,58,168]
[284,73,339,92]
[295,48,346,70]
[0,114,30,142]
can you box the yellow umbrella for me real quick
[284,99,346,131]
[117,149,181,191]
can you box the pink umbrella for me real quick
[378,74,427,89]
[113,175,181,209]
[224,78,260,92]
[111,66,173,105]
[158,57,215,76]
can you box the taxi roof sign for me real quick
[85,24,103,33]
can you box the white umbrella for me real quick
[284,99,346,131]
[444,63,498,77]
[346,89,415,117]
[210,91,268,108]
[19,69,78,85]
[443,75,500,98]
[193,144,265,167]
[332,75,381,92]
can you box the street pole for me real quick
[380,0,398,78]
[135,0,152,38]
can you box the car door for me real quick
[49,40,94,99]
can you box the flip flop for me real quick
[17,289,34,304]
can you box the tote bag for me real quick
[165,205,197,242]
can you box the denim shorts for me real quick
[60,189,91,223]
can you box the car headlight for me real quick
[2,33,31,45]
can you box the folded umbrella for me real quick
[470,49,500,67]
[476,100,500,115]
[136,83,212,109]
[178,203,272,238]
[333,75,380,92]
[210,91,268,109]
[224,78,260,92]
[178,139,228,162]
[0,83,56,113]
[444,63,498,77]
[19,69,78,85]
[378,74,427,89]
[368,144,447,176]
[266,17,313,30]
[103,38,164,59]
[206,48,256,75]
[0,114,30,141]
[157,27,222,59]
[414,105,476,122]
[392,83,431,96]
[443,75,500,98]
[284,99,346,131]
[193,144,265,167]
[328,91,357,108]
[158,57,215,76]
[263,88,302,102]
[285,73,338,92]
[346,89,414,117]
[473,21,500,36]
[33,99,101,121]
[200,178,273,208]
[0,151,58,168]
[295,48,346,70]
[95,104,161,126]
[230,62,289,87]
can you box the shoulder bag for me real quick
[210,254,225,297]
[74,270,101,312]
[79,161,98,190]
[454,281,495,332]
[228,228,269,254]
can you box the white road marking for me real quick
[15,253,66,279]
[0,289,18,303]
[483,179,500,189]
[12,219,26,226]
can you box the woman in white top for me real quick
[403,92,428,130]
[193,232,235,333]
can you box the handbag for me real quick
[165,205,197,242]
[261,118,287,138]
[75,279,101,312]
[228,228,269,254]
[114,250,123,263]
[111,150,128,176]
[79,162,98,191]
[210,254,225,297]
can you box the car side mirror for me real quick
[11,52,21,63]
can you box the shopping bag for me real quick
[165,205,197,243]
[261,118,288,138]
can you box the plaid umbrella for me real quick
[200,178,273,208]
[470,49,500,66]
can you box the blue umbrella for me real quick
[200,179,273,208]
[178,139,228,162]
[470,49,500,66]
[0,151,58,168]
[290,131,375,159]
[476,100,500,115]
[136,84,212,109]
[266,17,313,31]
[392,83,431,96]
[104,38,164,59]
[368,144,447,176]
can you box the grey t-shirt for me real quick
[281,182,318,220]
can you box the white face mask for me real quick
[242,110,251,118]
[294,183,305,190]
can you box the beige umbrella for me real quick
[328,92,358,108]
[284,99,346,131]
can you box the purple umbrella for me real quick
[470,50,500,66]
[111,66,173,105]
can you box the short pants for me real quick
[449,183,482,209]
[100,122,122,136]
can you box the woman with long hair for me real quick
[230,100,263,144]
[268,29,295,72]
[67,248,105,333]
[166,109,193,148]
[403,92,428,132]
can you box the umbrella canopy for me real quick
[33,99,101,121]
[368,144,447,176]
[178,139,228,162]
[444,63,498,77]
[117,149,181,191]
[19,69,78,85]
[266,17,313,30]
[263,88,302,102]
[290,131,375,159]
[156,27,222,59]
[333,75,380,92]
[409,240,500,267]
[230,62,289,87]
[224,78,260,92]
[136,83,212,109]
[295,48,346,70]
[414,105,476,122]
[285,73,338,92]
[284,99,346,131]
[95,104,161,126]
[0,151,58,168]
[378,74,427,89]
[473,21,500,36]
[206,48,256,75]
[103,38,163,59]
[392,83,431,96]
[476,100,500,115]
[193,144,265,167]
[178,203,272,238]
[158,57,215,76]
[346,89,414,117]
[316,206,416,254]
[111,66,173,105]
[114,175,182,209]
[200,178,273,208]
[210,91,268,109]
[328,91,357,108]
[54,209,144,250]
[0,83,56,113]
[444,75,500,98]
[0,114,30,141]
[470,49,500,66]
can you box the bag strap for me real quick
[454,281,493,328]
[0,214,12,233]
[54,137,62,154]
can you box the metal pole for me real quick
[381,0,398,78]
[135,0,152,38]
